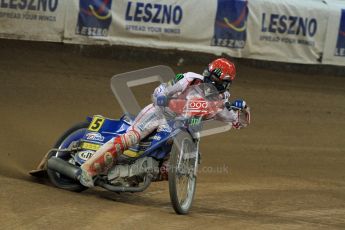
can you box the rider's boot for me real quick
[78,136,125,187]
[78,130,140,187]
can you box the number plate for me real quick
[88,116,105,131]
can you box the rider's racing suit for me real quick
[79,72,249,187]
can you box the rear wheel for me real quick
[169,132,198,214]
[47,122,89,192]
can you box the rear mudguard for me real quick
[29,119,91,177]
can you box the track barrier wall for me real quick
[0,0,344,66]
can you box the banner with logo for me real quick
[210,0,250,57]
[1,0,345,66]
[64,1,201,52]
[63,0,111,44]
[323,0,345,66]
[63,0,251,58]
[245,0,329,64]
[0,0,66,42]
[62,0,332,64]
[109,0,216,53]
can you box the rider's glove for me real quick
[230,99,246,111]
[155,94,168,107]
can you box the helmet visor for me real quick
[205,73,231,92]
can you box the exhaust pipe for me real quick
[47,157,80,180]
[48,157,152,193]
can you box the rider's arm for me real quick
[215,100,250,129]
[215,108,239,123]
[152,72,202,105]
[164,72,201,97]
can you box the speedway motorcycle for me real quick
[30,84,244,214]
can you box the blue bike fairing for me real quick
[80,115,179,162]
[82,115,133,145]
[140,130,172,159]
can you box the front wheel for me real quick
[169,131,199,214]
[47,121,89,192]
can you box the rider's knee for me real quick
[122,130,140,148]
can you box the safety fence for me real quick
[0,0,344,66]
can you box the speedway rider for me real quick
[79,58,250,187]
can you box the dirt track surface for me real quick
[1,40,345,229]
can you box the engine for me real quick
[107,157,160,186]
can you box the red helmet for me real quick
[203,58,236,93]
[208,58,236,81]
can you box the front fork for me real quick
[194,138,200,177]
[175,131,200,178]
[191,131,200,177]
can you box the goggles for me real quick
[204,72,231,93]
